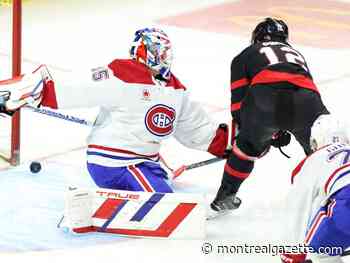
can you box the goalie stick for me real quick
[25,108,228,180]
[172,156,224,179]
[26,106,95,126]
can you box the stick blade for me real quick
[172,165,187,179]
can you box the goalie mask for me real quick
[130,28,173,80]
[251,17,289,45]
[310,114,349,152]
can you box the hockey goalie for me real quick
[0,27,238,237]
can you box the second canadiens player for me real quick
[51,28,230,193]
[280,115,350,263]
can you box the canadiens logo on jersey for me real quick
[145,104,176,136]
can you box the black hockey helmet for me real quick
[251,17,288,44]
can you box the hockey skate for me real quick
[207,184,242,220]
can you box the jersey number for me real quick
[260,46,308,72]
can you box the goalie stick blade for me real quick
[172,165,187,179]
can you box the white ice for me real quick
[0,0,350,262]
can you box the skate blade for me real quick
[206,210,232,220]
[206,197,242,220]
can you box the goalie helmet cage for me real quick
[0,0,21,166]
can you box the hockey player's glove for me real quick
[0,64,54,113]
[208,123,229,158]
[271,130,291,148]
[280,253,307,263]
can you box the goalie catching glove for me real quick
[0,64,56,114]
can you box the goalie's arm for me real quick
[173,92,230,158]
[53,66,124,109]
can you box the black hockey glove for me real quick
[271,130,291,148]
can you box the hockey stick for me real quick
[26,106,95,126]
[172,156,224,179]
[25,105,223,180]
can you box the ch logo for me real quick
[145,104,176,136]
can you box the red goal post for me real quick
[0,0,21,166]
[11,0,22,165]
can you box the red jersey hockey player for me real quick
[280,115,350,263]
[210,18,329,215]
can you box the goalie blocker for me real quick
[61,188,206,239]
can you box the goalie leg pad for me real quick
[62,188,206,239]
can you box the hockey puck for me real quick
[30,161,42,174]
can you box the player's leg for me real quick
[87,162,173,193]
[87,163,128,189]
[292,88,330,155]
[305,186,350,258]
[293,128,313,155]
[127,162,173,193]
[211,87,277,212]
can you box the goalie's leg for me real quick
[87,161,173,193]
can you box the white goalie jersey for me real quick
[53,59,225,167]
[283,142,350,246]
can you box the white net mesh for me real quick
[0,112,12,165]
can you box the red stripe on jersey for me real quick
[129,165,154,192]
[305,199,336,244]
[230,102,241,112]
[224,163,250,179]
[324,163,350,194]
[291,158,307,184]
[252,69,318,92]
[291,145,329,184]
[108,59,186,90]
[304,210,326,244]
[231,78,249,90]
[88,144,159,158]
